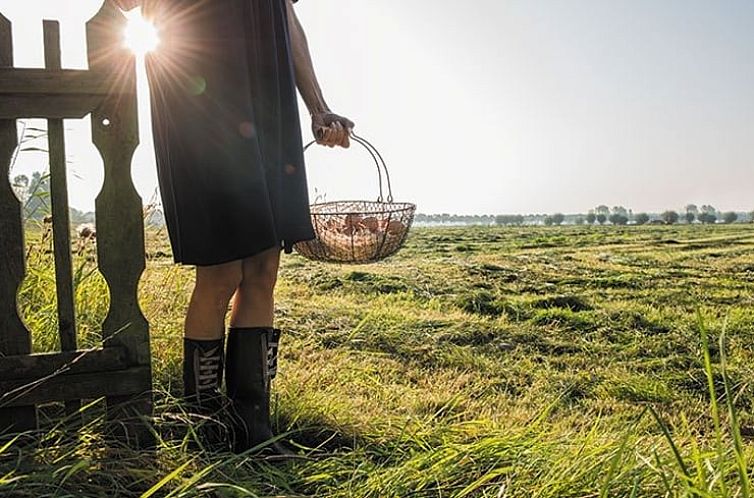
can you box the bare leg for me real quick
[229,246,281,327]
[185,260,243,340]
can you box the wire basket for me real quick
[294,133,416,264]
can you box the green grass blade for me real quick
[454,466,513,498]
[648,406,691,480]
[600,407,647,498]
[0,435,21,456]
[719,326,750,498]
[698,311,729,497]
[653,450,673,495]
[140,459,193,498]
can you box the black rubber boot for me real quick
[225,327,295,457]
[183,337,229,450]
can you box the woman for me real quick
[114,0,354,454]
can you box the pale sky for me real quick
[1,0,753,215]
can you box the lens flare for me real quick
[123,11,160,56]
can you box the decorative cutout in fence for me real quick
[0,1,152,447]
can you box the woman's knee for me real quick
[195,261,244,302]
[240,248,280,291]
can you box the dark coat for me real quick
[146,0,314,266]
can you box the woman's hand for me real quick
[312,111,355,148]
[112,0,140,11]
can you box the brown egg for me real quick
[340,225,357,236]
[344,214,364,229]
[386,220,406,235]
[322,219,340,233]
[361,216,380,233]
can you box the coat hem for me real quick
[174,232,316,266]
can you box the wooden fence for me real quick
[0,1,152,447]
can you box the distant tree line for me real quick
[548,204,745,226]
[495,215,525,226]
[543,213,565,226]
[414,213,498,225]
[416,203,754,227]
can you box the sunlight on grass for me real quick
[3,224,754,496]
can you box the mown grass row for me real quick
[2,225,754,496]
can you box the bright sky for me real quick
[1,0,753,215]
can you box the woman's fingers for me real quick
[327,122,344,148]
[333,122,350,148]
[315,126,327,144]
[315,125,332,146]
[323,126,336,147]
[312,113,355,148]
[332,122,343,147]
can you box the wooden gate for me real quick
[0,1,152,446]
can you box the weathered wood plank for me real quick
[45,20,81,418]
[0,95,106,120]
[87,1,153,448]
[0,68,133,96]
[0,12,38,434]
[0,347,128,381]
[0,366,151,407]
[0,65,135,119]
[0,14,9,68]
[46,162,78,332]
[43,22,76,351]
[88,1,148,364]
[44,21,77,354]
[0,16,28,356]
[43,21,62,71]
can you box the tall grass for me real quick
[2,225,754,496]
[639,314,752,497]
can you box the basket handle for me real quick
[304,132,394,204]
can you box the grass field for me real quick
[3,224,754,497]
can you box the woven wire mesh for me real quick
[294,200,416,263]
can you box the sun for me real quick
[123,10,160,56]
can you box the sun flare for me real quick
[123,11,160,56]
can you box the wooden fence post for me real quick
[87,2,153,447]
[0,1,153,448]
